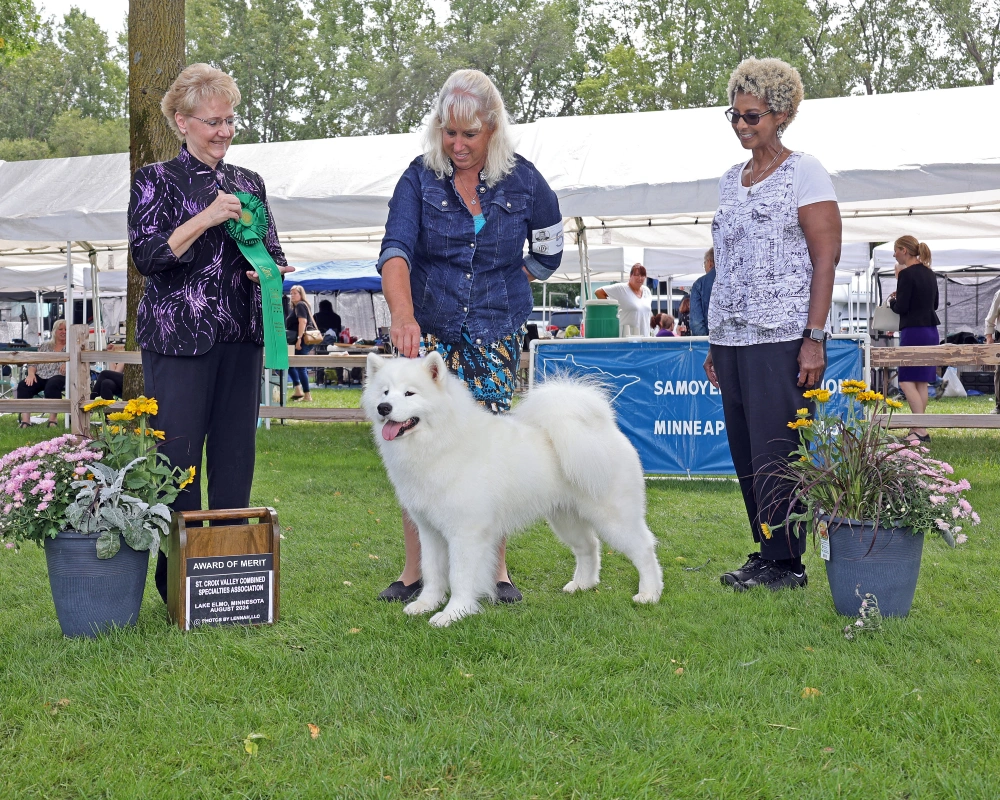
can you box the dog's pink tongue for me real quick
[382,420,405,441]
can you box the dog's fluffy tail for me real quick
[514,379,632,495]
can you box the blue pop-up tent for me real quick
[282,260,381,293]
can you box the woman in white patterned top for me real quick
[703,58,841,593]
[16,319,67,428]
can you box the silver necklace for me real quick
[748,147,785,191]
[457,170,482,205]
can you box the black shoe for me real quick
[735,563,807,592]
[495,580,522,604]
[378,579,423,602]
[720,553,767,587]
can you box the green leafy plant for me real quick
[0,397,194,559]
[781,381,979,545]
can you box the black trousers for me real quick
[91,370,124,400]
[143,342,263,602]
[711,340,825,561]
[16,374,65,399]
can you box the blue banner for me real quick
[531,337,865,475]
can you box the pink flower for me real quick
[959,499,972,513]
[935,519,951,532]
[2,504,10,514]
[74,466,88,475]
[929,495,946,505]
[43,471,54,480]
[952,506,962,519]
[972,512,981,525]
[4,542,13,549]
[36,501,48,511]
[956,533,968,545]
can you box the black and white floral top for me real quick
[709,152,837,346]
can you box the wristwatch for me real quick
[803,328,830,342]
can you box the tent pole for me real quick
[575,218,591,302]
[943,277,948,339]
[65,243,73,429]
[542,282,547,328]
[34,290,41,344]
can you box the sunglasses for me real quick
[725,108,773,126]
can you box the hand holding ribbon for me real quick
[224,192,290,370]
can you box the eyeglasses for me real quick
[189,115,238,130]
[725,108,773,126]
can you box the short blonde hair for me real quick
[423,69,516,187]
[160,63,241,142]
[727,58,804,137]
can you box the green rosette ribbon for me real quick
[224,192,288,371]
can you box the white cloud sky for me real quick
[38,1,128,41]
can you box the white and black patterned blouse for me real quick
[709,152,832,347]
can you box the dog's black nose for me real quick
[377,402,392,417]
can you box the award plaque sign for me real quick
[167,507,280,631]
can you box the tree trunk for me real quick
[125,0,186,398]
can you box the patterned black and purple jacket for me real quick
[127,145,287,357]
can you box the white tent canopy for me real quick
[1,84,999,254]
[873,238,1000,270]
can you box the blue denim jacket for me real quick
[378,154,563,344]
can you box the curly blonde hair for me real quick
[422,69,516,187]
[160,63,241,142]
[727,58,804,137]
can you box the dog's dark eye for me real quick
[383,389,388,396]
[404,391,414,397]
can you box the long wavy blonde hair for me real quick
[422,69,517,187]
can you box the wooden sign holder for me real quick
[167,507,281,631]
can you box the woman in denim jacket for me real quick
[376,69,563,604]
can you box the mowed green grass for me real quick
[1,394,998,799]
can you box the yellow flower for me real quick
[108,425,121,434]
[799,455,809,462]
[761,522,773,540]
[857,390,884,403]
[124,395,158,417]
[179,466,196,490]
[147,429,166,440]
[802,388,832,403]
[885,397,904,409]
[841,379,867,390]
[787,418,813,429]
[841,385,860,395]
[796,408,809,417]
[107,411,134,422]
[83,398,115,412]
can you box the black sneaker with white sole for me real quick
[734,563,807,592]
[720,553,768,587]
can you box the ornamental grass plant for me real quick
[782,381,979,545]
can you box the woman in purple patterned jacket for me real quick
[128,63,293,603]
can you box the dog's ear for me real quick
[366,352,386,377]
[424,351,447,385]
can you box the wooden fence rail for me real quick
[1,332,991,434]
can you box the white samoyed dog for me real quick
[362,352,663,627]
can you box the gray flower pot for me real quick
[823,517,924,617]
[44,530,149,638]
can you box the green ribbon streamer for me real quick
[224,192,288,371]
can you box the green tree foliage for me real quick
[1,0,999,164]
[0,0,39,64]
[187,0,316,142]
[305,0,450,137]
[47,110,129,158]
[930,0,1000,84]
[0,8,126,160]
